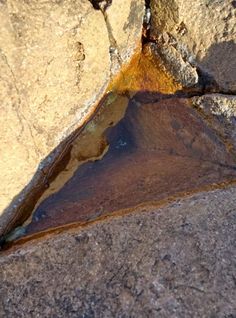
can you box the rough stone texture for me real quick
[0,186,236,317]
[107,0,144,61]
[0,0,144,217]
[151,38,199,88]
[150,0,236,91]
[192,94,236,150]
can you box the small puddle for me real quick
[23,94,236,237]
[3,44,236,246]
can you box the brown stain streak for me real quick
[3,178,236,254]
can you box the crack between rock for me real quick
[88,0,123,78]
[142,0,151,45]
[174,284,205,294]
[102,10,123,76]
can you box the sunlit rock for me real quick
[150,0,236,91]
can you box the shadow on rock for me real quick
[199,40,236,92]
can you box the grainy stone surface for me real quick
[192,94,236,150]
[106,0,145,74]
[0,186,236,317]
[151,39,199,88]
[0,0,144,217]
[150,0,236,91]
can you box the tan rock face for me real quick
[150,0,236,91]
[0,1,144,218]
[106,0,144,62]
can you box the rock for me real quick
[0,186,236,317]
[0,0,145,222]
[150,38,199,88]
[150,0,236,91]
[192,94,236,151]
[105,0,145,74]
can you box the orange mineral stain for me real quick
[108,44,182,94]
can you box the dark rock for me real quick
[0,186,236,317]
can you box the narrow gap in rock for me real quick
[196,67,219,93]
[88,0,112,11]
[90,0,122,75]
[142,0,153,45]
[88,0,102,10]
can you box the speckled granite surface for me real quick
[0,186,236,317]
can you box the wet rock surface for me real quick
[23,95,236,237]
[0,0,144,219]
[1,186,236,317]
[150,0,236,91]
